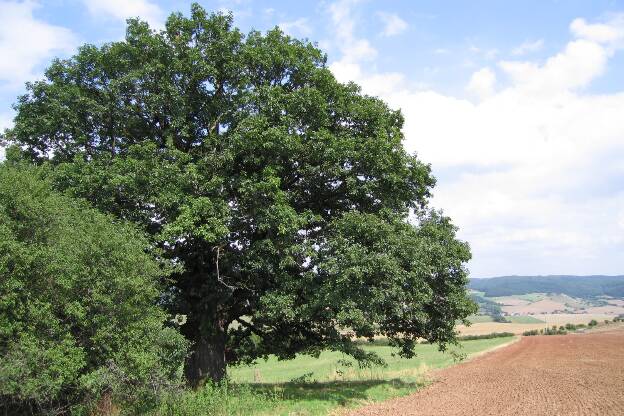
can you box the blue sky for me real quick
[1,0,624,277]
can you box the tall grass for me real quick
[153,382,280,416]
[149,337,515,416]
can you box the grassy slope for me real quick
[507,315,545,323]
[467,314,494,323]
[226,337,514,415]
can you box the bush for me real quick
[0,164,188,415]
[543,326,566,336]
[491,315,510,323]
[588,319,598,327]
[522,326,567,336]
[457,332,514,341]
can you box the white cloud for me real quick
[82,0,165,29]
[377,12,408,37]
[469,44,499,60]
[0,1,77,88]
[512,39,544,56]
[570,16,624,44]
[466,67,496,99]
[278,18,312,37]
[328,0,377,65]
[499,39,607,93]
[326,7,624,276]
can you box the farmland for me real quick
[347,325,624,415]
[221,337,515,415]
[465,276,624,337]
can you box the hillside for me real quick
[469,275,624,298]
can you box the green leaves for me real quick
[0,164,188,413]
[162,196,230,242]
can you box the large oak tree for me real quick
[2,4,476,386]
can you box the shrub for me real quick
[492,315,510,323]
[0,164,188,415]
[457,332,514,341]
[543,326,566,336]
[523,327,568,336]
[588,320,598,327]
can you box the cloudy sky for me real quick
[1,0,623,277]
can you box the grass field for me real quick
[492,293,546,303]
[466,314,494,323]
[506,315,545,323]
[467,315,545,324]
[222,337,514,415]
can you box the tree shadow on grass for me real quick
[235,378,426,408]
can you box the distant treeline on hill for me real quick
[469,293,507,321]
[469,275,624,298]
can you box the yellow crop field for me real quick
[457,313,614,335]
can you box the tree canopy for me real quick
[2,3,476,385]
[0,163,187,414]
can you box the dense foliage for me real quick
[0,163,187,415]
[2,3,476,385]
[469,293,508,322]
[469,275,624,298]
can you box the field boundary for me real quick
[463,335,520,362]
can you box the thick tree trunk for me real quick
[184,326,227,387]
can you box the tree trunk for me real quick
[184,326,227,387]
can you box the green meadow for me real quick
[195,336,516,416]
[506,315,545,324]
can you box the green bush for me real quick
[543,326,566,336]
[0,164,188,415]
[457,332,514,341]
[588,319,598,327]
[523,326,567,336]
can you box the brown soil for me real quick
[346,327,624,415]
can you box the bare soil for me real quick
[346,327,624,415]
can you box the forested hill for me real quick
[469,275,624,298]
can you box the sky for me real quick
[0,0,623,278]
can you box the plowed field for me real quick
[346,327,624,415]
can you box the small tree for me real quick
[2,4,476,386]
[0,163,187,414]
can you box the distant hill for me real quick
[469,275,624,299]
